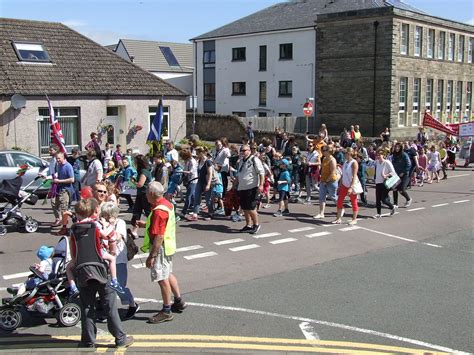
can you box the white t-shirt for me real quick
[39,258,53,279]
[83,159,103,187]
[375,160,396,184]
[237,155,264,191]
[342,160,356,188]
[115,219,128,264]
[214,147,231,173]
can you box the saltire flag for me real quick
[422,111,457,136]
[47,96,67,154]
[147,98,164,156]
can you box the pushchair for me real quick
[0,175,44,236]
[0,236,81,331]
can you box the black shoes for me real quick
[124,303,140,320]
[171,299,187,313]
[250,224,261,234]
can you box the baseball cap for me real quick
[280,159,290,167]
[37,245,54,261]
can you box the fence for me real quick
[238,116,317,134]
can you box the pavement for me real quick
[0,167,472,354]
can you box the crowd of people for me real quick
[12,124,471,347]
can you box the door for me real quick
[103,118,119,146]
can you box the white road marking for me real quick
[288,226,315,233]
[423,243,442,248]
[229,244,260,252]
[432,203,449,208]
[133,253,148,260]
[129,297,469,354]
[252,232,281,239]
[184,251,218,260]
[270,238,298,245]
[359,227,417,243]
[449,173,471,178]
[380,212,400,217]
[299,321,320,340]
[453,200,470,204]
[305,231,332,238]
[3,272,31,280]
[214,238,245,246]
[339,226,362,232]
[176,245,203,253]
[321,223,339,228]
[407,207,425,212]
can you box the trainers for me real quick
[108,280,125,294]
[313,214,325,219]
[185,214,198,221]
[148,311,174,324]
[404,199,412,208]
[263,204,271,209]
[116,335,134,348]
[282,209,290,215]
[249,224,261,234]
[239,225,253,233]
[171,299,187,313]
[390,207,396,216]
[273,210,282,217]
[373,214,381,219]
[6,287,18,295]
[347,219,357,225]
[124,303,140,320]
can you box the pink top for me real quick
[418,155,427,169]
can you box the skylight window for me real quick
[159,46,180,67]
[12,42,51,62]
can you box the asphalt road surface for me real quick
[0,168,472,354]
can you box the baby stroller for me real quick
[0,175,44,236]
[0,236,81,331]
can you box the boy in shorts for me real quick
[273,159,291,217]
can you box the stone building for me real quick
[316,6,474,138]
[0,18,187,156]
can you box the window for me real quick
[469,38,473,63]
[398,77,408,126]
[232,112,246,117]
[455,81,463,122]
[232,82,246,95]
[448,33,455,61]
[258,112,267,117]
[149,106,170,139]
[414,26,422,57]
[279,81,292,97]
[203,50,215,68]
[232,47,246,61]
[466,82,472,121]
[38,107,79,156]
[427,29,435,58]
[279,113,292,117]
[458,35,465,62]
[447,80,453,115]
[12,42,51,62]
[438,31,445,60]
[400,24,409,55]
[426,79,433,111]
[159,46,180,67]
[259,45,267,71]
[203,83,215,101]
[106,106,119,116]
[436,80,444,114]
[259,81,267,106]
[413,78,420,112]
[279,43,293,60]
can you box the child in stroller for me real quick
[0,237,81,331]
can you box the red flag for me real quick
[422,111,456,136]
[47,97,67,154]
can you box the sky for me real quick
[0,0,473,45]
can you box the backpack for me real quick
[126,229,139,261]
[70,222,109,287]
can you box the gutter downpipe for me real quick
[372,20,379,137]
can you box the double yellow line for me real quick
[0,334,449,354]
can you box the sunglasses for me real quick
[96,190,107,194]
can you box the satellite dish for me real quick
[11,94,26,110]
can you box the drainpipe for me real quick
[372,20,379,137]
[192,40,198,135]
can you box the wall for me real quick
[0,95,186,156]
[195,28,316,118]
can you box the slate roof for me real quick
[192,0,426,40]
[116,39,193,73]
[0,18,186,97]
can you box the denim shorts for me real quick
[319,181,338,203]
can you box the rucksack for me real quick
[70,222,109,287]
[126,230,139,261]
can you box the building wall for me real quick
[196,28,316,118]
[0,95,186,156]
[391,12,474,138]
[316,11,395,137]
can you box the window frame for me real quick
[279,43,293,60]
[414,26,422,57]
[400,24,409,55]
[469,38,473,63]
[259,45,267,71]
[278,81,293,97]
[259,81,267,106]
[413,78,421,112]
[203,50,216,68]
[149,105,170,140]
[232,82,246,96]
[232,47,246,62]
[398,77,408,126]
[427,29,435,59]
[203,83,216,101]
[436,80,444,114]
[438,31,446,60]
[446,80,453,114]
[12,41,51,63]
[232,111,246,117]
[448,33,455,61]
[458,35,465,62]
[426,79,434,111]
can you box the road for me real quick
[0,168,472,354]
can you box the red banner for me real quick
[47,97,67,154]
[422,112,456,136]
[445,123,460,136]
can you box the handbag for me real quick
[384,174,401,190]
[352,178,363,194]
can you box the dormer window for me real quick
[12,42,51,62]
